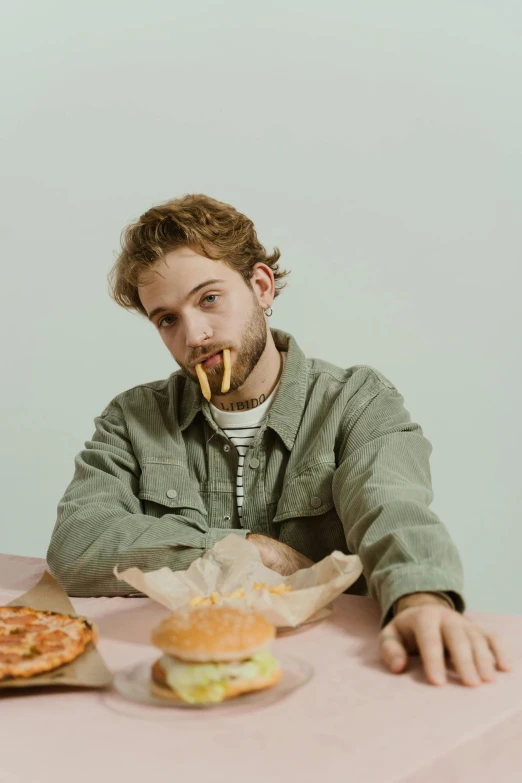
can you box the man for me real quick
[47,194,511,688]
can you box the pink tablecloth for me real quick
[1,553,521,783]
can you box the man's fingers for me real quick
[487,632,513,673]
[442,621,481,687]
[411,615,447,686]
[468,630,496,683]
[379,627,408,673]
[382,607,513,689]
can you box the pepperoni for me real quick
[0,636,24,646]
[4,615,39,626]
[42,630,68,642]
[0,653,24,663]
[1,628,30,638]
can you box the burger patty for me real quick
[152,658,168,685]
[150,658,282,702]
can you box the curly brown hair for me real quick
[108,194,290,316]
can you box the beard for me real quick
[181,294,268,396]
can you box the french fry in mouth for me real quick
[221,348,231,393]
[195,349,231,400]
[195,362,211,401]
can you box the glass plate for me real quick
[112,652,314,712]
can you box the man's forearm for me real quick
[332,383,466,626]
[48,507,248,596]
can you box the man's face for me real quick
[138,247,268,396]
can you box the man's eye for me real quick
[158,315,176,329]
[157,296,218,328]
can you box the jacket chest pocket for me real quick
[270,462,347,562]
[138,462,208,519]
[271,462,336,523]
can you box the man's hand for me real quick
[379,592,512,687]
[247,533,313,576]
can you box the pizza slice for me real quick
[0,606,95,681]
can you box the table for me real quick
[1,553,521,783]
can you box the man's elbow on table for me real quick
[46,524,123,597]
[46,546,116,596]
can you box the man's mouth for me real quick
[193,348,232,400]
[196,351,223,370]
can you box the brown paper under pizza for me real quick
[1,571,112,691]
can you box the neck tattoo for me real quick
[219,394,266,412]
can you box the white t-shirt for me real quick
[209,352,287,522]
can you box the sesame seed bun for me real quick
[150,658,282,702]
[151,606,276,663]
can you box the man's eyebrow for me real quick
[147,279,225,321]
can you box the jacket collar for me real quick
[178,327,308,451]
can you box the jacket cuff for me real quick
[378,566,465,628]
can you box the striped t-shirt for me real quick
[210,352,287,522]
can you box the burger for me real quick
[150,606,282,704]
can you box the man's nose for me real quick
[185,319,213,349]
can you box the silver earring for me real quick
[264,307,273,317]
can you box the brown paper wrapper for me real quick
[1,571,112,690]
[115,534,364,628]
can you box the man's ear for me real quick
[250,263,275,308]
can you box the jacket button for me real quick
[223,514,231,522]
[249,458,260,469]
[311,496,322,508]
[224,444,230,452]
[166,489,178,499]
